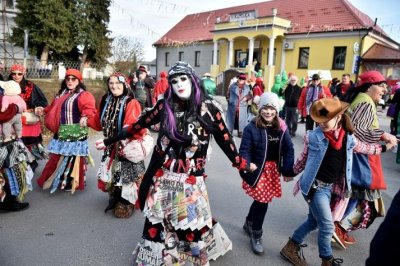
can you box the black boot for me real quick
[250,229,264,255]
[0,196,29,212]
[243,218,253,237]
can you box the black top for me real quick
[266,127,281,161]
[317,143,346,184]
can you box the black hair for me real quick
[57,79,87,95]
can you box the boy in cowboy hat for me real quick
[280,97,394,266]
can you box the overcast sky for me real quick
[109,0,400,61]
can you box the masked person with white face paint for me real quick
[88,73,148,218]
[240,92,295,255]
[95,62,251,265]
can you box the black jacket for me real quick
[283,84,301,107]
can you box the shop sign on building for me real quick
[230,10,256,22]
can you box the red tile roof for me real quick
[154,0,388,46]
[363,43,400,62]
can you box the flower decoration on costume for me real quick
[155,169,164,178]
[110,72,129,88]
[148,227,158,239]
[185,175,196,185]
[185,232,195,242]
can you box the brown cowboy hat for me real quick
[310,97,349,123]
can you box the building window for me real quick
[165,52,169,67]
[298,47,309,69]
[179,51,184,61]
[195,51,200,67]
[332,46,347,70]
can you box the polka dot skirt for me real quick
[242,161,282,203]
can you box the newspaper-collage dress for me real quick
[132,98,242,266]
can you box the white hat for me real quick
[259,92,279,111]
[2,80,21,96]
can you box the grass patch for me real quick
[31,79,108,143]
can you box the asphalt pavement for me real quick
[0,98,399,266]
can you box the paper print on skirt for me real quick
[133,223,232,266]
[133,168,232,265]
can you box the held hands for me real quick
[249,163,257,172]
[95,139,105,150]
[382,132,398,146]
[34,107,44,116]
[283,176,294,182]
[79,116,88,127]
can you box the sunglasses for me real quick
[65,77,78,82]
[11,72,23,76]
[171,76,188,85]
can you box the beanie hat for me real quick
[259,92,279,111]
[65,69,83,82]
[168,61,194,78]
[358,70,386,86]
[9,64,25,73]
[2,80,21,96]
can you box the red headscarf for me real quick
[10,64,25,73]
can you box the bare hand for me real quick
[284,176,294,182]
[79,116,88,127]
[382,132,398,146]
[249,163,257,172]
[35,107,44,116]
[386,142,396,151]
[95,139,105,150]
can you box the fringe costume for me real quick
[37,88,96,193]
[89,93,147,217]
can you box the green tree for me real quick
[11,0,73,66]
[70,0,112,67]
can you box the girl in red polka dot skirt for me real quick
[239,92,295,255]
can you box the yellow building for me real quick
[154,0,400,92]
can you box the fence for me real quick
[0,59,108,80]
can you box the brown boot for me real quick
[321,257,343,266]
[113,202,134,218]
[280,238,308,266]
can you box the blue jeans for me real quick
[291,183,334,259]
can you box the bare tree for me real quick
[110,35,144,64]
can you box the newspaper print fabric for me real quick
[133,223,232,266]
[143,169,212,231]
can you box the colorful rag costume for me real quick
[37,87,96,193]
[89,92,147,217]
[0,101,34,211]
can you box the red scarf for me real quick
[323,127,345,150]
